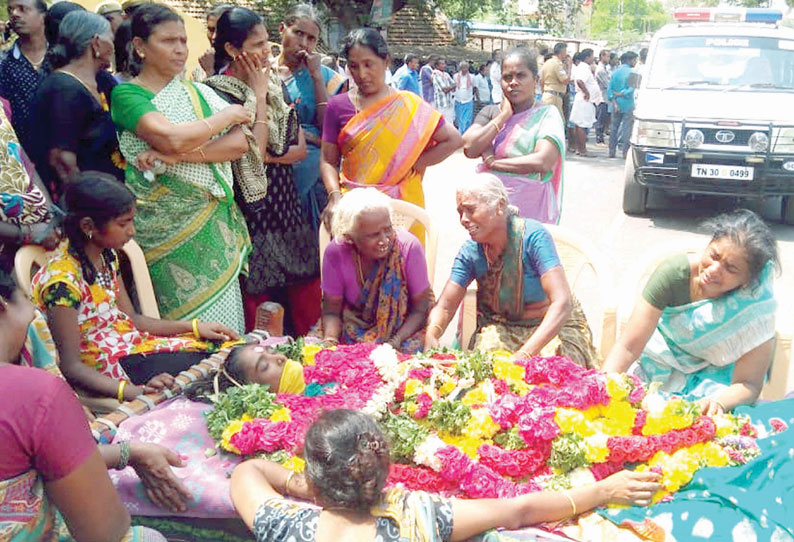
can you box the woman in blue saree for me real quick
[603,209,779,416]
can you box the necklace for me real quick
[58,70,101,102]
[95,252,114,290]
[354,250,365,286]
[24,49,45,70]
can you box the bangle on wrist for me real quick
[317,101,328,107]
[254,120,268,125]
[192,318,201,339]
[117,379,127,403]
[201,118,213,136]
[430,323,444,338]
[284,470,296,496]
[562,490,577,517]
[323,336,339,345]
[489,119,501,132]
[117,441,131,470]
[327,188,342,198]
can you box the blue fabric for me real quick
[291,144,326,233]
[283,65,343,137]
[606,64,635,112]
[600,398,794,541]
[420,65,435,103]
[449,218,560,304]
[454,100,473,134]
[609,110,633,157]
[394,65,420,96]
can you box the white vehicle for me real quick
[624,8,794,223]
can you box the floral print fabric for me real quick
[31,241,215,379]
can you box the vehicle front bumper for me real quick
[631,146,794,197]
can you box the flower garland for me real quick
[208,345,786,502]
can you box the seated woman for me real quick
[462,48,564,224]
[31,173,238,408]
[0,266,191,541]
[230,409,661,542]
[315,188,431,353]
[602,209,778,415]
[425,175,597,366]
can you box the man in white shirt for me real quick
[489,49,503,104]
[472,61,491,116]
[569,49,601,156]
[432,58,456,124]
[454,61,475,133]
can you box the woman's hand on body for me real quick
[221,104,253,127]
[197,321,239,341]
[137,149,178,170]
[238,51,269,99]
[697,397,726,416]
[129,442,192,512]
[599,470,663,506]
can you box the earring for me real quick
[88,231,93,240]
[94,50,100,58]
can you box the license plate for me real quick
[691,164,754,180]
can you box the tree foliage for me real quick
[590,0,668,40]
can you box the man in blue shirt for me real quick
[394,53,420,96]
[607,51,638,159]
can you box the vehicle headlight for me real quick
[749,132,769,153]
[773,128,794,154]
[684,129,704,150]
[634,120,677,148]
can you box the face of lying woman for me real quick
[349,208,395,261]
[235,345,287,391]
[696,237,752,298]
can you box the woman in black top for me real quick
[33,10,124,201]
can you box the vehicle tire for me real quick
[622,151,648,215]
[782,196,794,225]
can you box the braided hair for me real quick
[304,409,390,510]
[62,172,135,285]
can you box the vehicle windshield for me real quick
[646,35,794,90]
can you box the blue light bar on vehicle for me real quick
[673,7,782,23]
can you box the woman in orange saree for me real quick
[319,28,461,238]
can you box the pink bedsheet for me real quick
[110,397,240,518]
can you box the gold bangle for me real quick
[562,490,577,517]
[196,146,206,161]
[192,318,201,339]
[284,470,296,496]
[317,101,328,106]
[117,380,127,403]
[489,119,501,132]
[327,188,342,198]
[430,323,444,338]
[254,120,268,125]
[201,118,213,136]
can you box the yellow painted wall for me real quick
[75,0,208,74]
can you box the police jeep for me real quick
[624,8,794,223]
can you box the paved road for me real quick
[422,144,794,390]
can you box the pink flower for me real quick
[770,417,788,434]
[413,393,433,419]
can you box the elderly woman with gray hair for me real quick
[316,188,431,352]
[32,10,124,200]
[425,175,597,366]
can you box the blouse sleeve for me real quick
[321,93,351,145]
[641,254,692,309]
[321,241,345,299]
[525,222,561,277]
[474,104,500,126]
[252,497,319,542]
[449,241,483,288]
[401,231,430,297]
[111,83,157,133]
[32,371,97,481]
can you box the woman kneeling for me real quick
[426,175,597,366]
[603,209,778,414]
[316,188,431,352]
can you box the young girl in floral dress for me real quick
[31,173,239,410]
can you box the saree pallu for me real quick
[632,261,776,398]
[340,240,426,353]
[117,79,251,332]
[485,104,565,224]
[470,215,597,367]
[0,470,164,542]
[337,91,442,242]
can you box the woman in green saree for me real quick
[111,4,262,333]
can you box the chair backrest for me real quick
[14,240,160,319]
[458,223,617,358]
[319,198,439,285]
[14,245,52,294]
